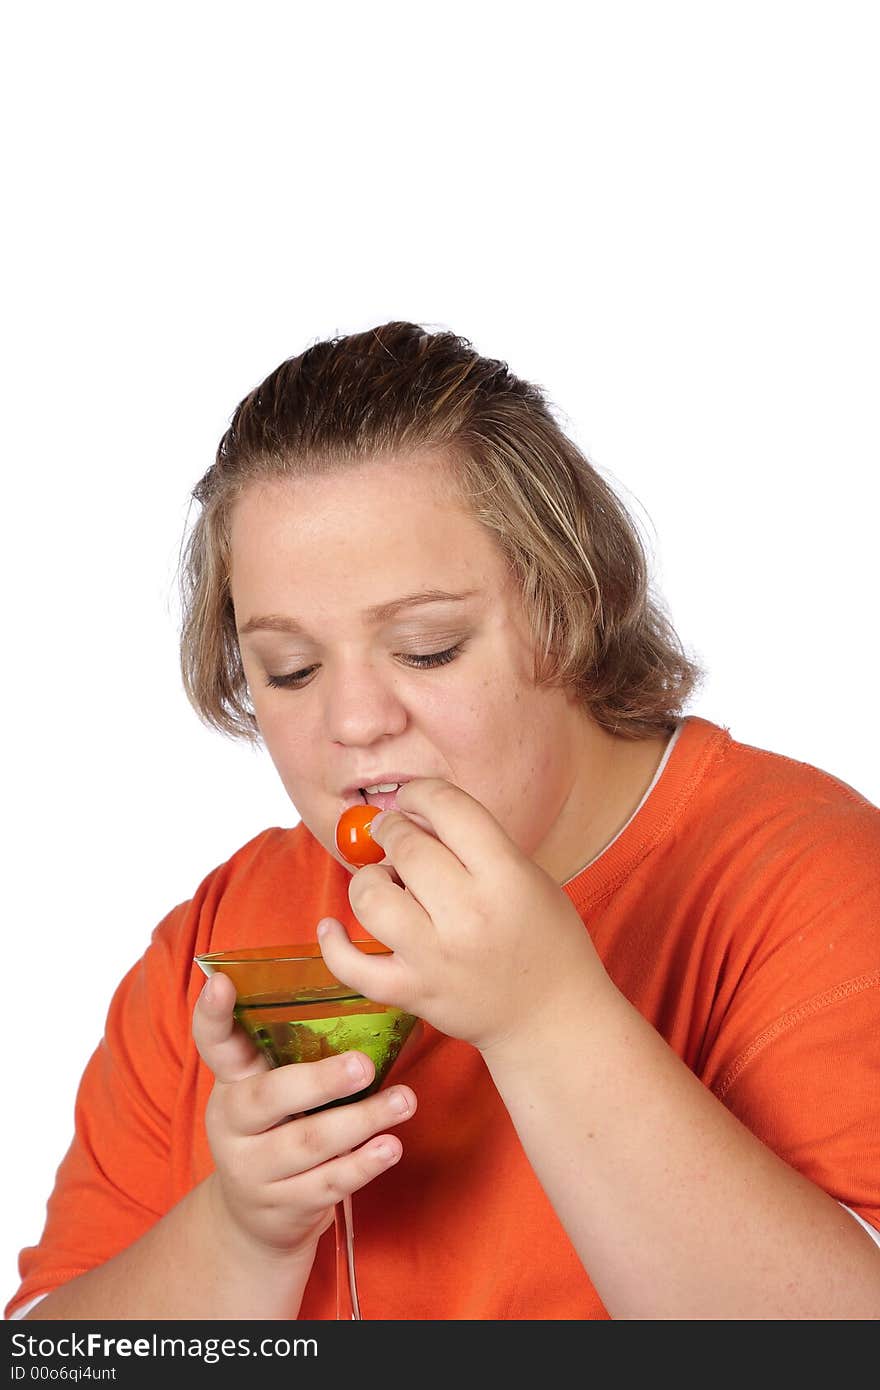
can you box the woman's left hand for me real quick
[317,778,609,1054]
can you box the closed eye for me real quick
[264,643,465,690]
[403,644,463,671]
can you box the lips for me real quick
[340,775,415,814]
[338,776,441,842]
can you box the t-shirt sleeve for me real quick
[702,806,880,1236]
[5,901,192,1319]
[715,969,879,1231]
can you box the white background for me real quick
[2,1,878,1308]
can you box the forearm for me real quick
[24,1176,317,1322]
[483,981,880,1319]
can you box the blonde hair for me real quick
[178,320,704,744]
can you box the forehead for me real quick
[235,452,460,513]
[228,456,509,605]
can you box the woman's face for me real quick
[229,455,593,877]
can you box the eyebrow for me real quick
[237,588,481,637]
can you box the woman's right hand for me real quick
[191,971,417,1261]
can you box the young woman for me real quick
[9,322,880,1320]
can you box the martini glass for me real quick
[194,941,417,1320]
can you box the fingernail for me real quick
[369,812,387,835]
[345,1053,367,1083]
[201,975,219,1005]
[387,1088,411,1114]
[370,1138,400,1162]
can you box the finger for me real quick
[348,860,433,938]
[317,919,414,1012]
[390,776,520,874]
[260,1083,416,1182]
[278,1132,406,1215]
[225,1048,378,1135]
[366,807,468,907]
[192,972,270,1085]
[352,861,405,893]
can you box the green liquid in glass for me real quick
[235,987,417,1109]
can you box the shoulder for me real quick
[668,720,880,1014]
[147,820,355,971]
[722,724,875,807]
[641,719,880,1010]
[189,821,318,907]
[681,717,880,872]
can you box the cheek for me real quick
[436,679,538,783]
[475,687,558,814]
[256,705,317,778]
[427,680,508,751]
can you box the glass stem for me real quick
[334,1194,362,1320]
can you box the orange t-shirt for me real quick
[7,716,880,1319]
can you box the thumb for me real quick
[192,971,270,1084]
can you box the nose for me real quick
[323,658,408,746]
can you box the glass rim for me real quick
[194,940,387,966]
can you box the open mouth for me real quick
[359,782,403,812]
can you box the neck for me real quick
[533,714,674,886]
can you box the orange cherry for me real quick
[335,803,386,866]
